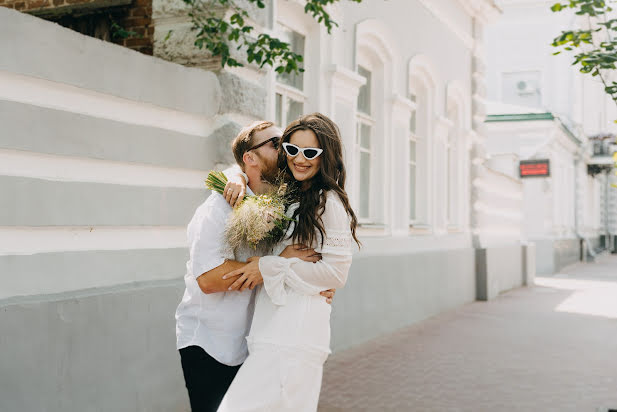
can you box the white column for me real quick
[434,115,453,234]
[470,18,490,247]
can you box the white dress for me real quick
[218,191,353,412]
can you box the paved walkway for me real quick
[318,254,617,412]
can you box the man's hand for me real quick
[279,244,322,263]
[320,289,336,305]
[223,175,247,208]
[223,256,262,291]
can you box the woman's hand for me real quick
[279,244,322,263]
[320,289,336,305]
[223,175,247,207]
[223,256,262,291]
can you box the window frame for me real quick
[355,64,376,224]
[273,19,308,128]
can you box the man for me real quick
[175,121,332,412]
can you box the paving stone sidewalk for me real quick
[318,254,617,412]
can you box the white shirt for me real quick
[175,187,257,366]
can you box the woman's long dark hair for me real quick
[279,113,361,249]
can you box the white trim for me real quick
[408,54,439,229]
[355,23,397,227]
[326,64,366,105]
[355,19,400,79]
[391,94,416,115]
[453,0,502,23]
[0,226,186,256]
[416,0,475,49]
[0,148,207,189]
[0,70,214,137]
[275,82,307,102]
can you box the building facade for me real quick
[484,0,617,273]
[0,1,541,410]
[154,0,529,336]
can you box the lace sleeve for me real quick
[258,191,354,304]
[316,192,353,256]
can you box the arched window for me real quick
[408,55,438,227]
[355,19,398,225]
[273,0,318,126]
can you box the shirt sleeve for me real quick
[222,164,249,185]
[189,195,234,279]
[258,192,354,305]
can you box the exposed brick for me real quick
[52,0,64,6]
[13,2,26,9]
[123,16,149,27]
[125,37,149,47]
[27,0,51,8]
[129,6,147,17]
[134,0,149,6]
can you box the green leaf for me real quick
[551,3,564,12]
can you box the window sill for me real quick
[358,223,387,237]
[409,224,432,235]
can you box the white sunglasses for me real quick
[282,142,323,160]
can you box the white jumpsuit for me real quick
[218,191,353,412]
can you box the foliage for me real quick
[551,0,617,173]
[109,17,142,40]
[178,0,362,73]
[551,1,617,111]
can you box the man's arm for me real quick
[196,259,247,294]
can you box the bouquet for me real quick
[205,171,295,252]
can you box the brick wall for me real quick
[0,0,153,55]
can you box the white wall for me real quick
[0,8,228,410]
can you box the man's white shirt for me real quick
[175,186,257,366]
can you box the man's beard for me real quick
[256,153,280,184]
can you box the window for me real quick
[356,66,374,221]
[409,78,430,226]
[409,94,418,222]
[275,26,306,126]
[446,104,459,226]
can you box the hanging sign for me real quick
[519,159,550,178]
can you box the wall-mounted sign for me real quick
[519,159,550,178]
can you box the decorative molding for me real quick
[409,54,439,90]
[391,94,416,116]
[417,0,475,49]
[355,19,399,66]
[327,64,366,104]
[454,0,502,24]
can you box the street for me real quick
[319,254,617,412]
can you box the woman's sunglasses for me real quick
[248,136,280,151]
[282,143,323,160]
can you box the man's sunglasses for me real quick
[248,136,280,151]
[282,142,323,160]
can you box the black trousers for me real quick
[179,345,242,412]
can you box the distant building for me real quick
[485,0,617,273]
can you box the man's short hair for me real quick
[232,120,275,170]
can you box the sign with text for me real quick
[519,159,550,178]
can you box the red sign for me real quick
[519,159,550,178]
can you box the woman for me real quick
[217,113,360,412]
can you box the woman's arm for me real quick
[259,194,354,305]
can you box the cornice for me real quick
[416,0,474,49]
[454,0,502,24]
